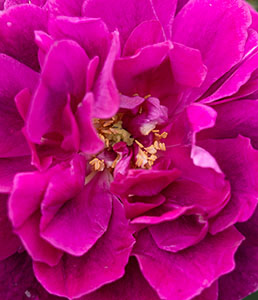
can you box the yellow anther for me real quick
[135,140,144,148]
[89,158,105,171]
[160,132,168,139]
[152,129,160,133]
[136,148,149,168]
[145,145,157,154]
[159,142,166,151]
[133,93,139,97]
[144,94,151,99]
[111,154,121,169]
[154,140,160,150]
[103,120,114,127]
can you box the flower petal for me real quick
[218,206,258,300]
[33,198,135,299]
[27,39,88,143]
[173,0,251,101]
[0,4,47,70]
[0,194,20,260]
[199,136,258,234]
[133,227,243,300]
[149,215,208,252]
[40,170,113,256]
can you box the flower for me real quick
[1,0,258,299]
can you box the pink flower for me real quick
[1,0,258,299]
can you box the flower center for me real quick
[89,96,168,172]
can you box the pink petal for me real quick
[0,4,47,70]
[41,170,112,256]
[133,227,244,300]
[173,0,251,101]
[33,198,135,299]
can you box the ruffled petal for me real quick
[199,136,258,234]
[33,198,135,299]
[133,227,243,300]
[173,0,251,102]
[0,4,47,70]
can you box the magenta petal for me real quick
[114,41,172,95]
[0,252,66,300]
[0,54,38,158]
[41,171,112,256]
[0,156,34,193]
[199,136,258,234]
[173,0,251,101]
[193,282,218,300]
[201,28,258,102]
[199,99,258,149]
[15,211,63,266]
[46,0,84,16]
[169,42,207,87]
[218,207,258,300]
[0,194,20,260]
[49,16,111,66]
[149,215,208,252]
[92,31,120,119]
[123,20,164,56]
[27,39,88,143]
[9,171,49,228]
[0,4,47,70]
[76,93,104,154]
[82,0,156,46]
[80,257,160,300]
[33,198,135,299]
[133,227,244,300]
[111,168,180,197]
[4,0,46,8]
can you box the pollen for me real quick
[135,129,168,169]
[89,158,105,171]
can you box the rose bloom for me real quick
[1,0,258,299]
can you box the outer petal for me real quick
[169,43,207,88]
[33,198,135,299]
[199,136,258,234]
[199,99,258,149]
[0,194,20,260]
[48,16,111,66]
[80,257,160,300]
[82,0,177,45]
[133,227,244,300]
[193,282,218,300]
[46,0,84,16]
[0,252,66,300]
[8,171,63,266]
[40,170,113,256]
[173,0,251,101]
[27,39,88,143]
[0,4,47,70]
[149,215,208,252]
[218,207,258,300]
[0,156,34,193]
[123,20,164,56]
[4,0,46,8]
[0,54,38,158]
[200,28,258,102]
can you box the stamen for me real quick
[135,140,144,148]
[89,158,105,171]
[144,94,151,99]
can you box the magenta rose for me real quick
[1,0,258,299]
